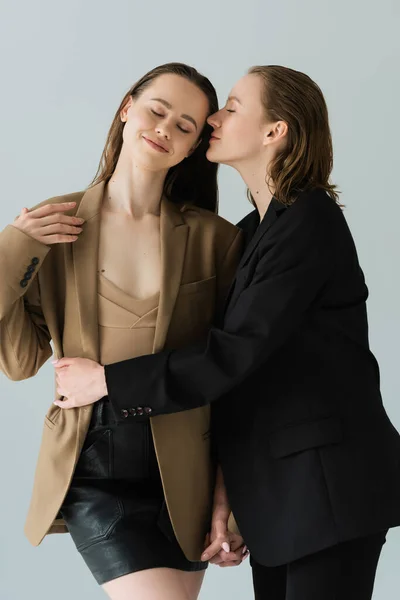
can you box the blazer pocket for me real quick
[269,416,343,459]
[179,275,216,296]
[44,403,62,429]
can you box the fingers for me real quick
[202,539,225,562]
[210,547,248,567]
[28,201,77,218]
[220,547,250,568]
[39,212,85,228]
[202,535,231,561]
[229,537,244,552]
[205,543,238,565]
[210,548,249,567]
[39,234,79,245]
[53,397,74,409]
[219,560,243,567]
[33,211,84,243]
[15,202,85,245]
[40,223,83,237]
[209,556,224,564]
[209,552,236,564]
[52,357,76,368]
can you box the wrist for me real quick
[99,364,108,397]
[212,505,230,524]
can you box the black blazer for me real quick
[105,188,400,566]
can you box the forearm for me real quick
[104,210,331,421]
[208,466,242,551]
[212,465,231,522]
[0,300,52,380]
[0,224,50,319]
[0,225,51,380]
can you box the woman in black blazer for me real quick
[55,65,400,600]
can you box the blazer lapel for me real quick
[72,185,188,358]
[152,199,189,353]
[237,209,260,250]
[237,198,286,271]
[221,210,260,311]
[72,181,105,361]
[224,198,287,314]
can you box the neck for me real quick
[234,156,274,221]
[103,147,168,218]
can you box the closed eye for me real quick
[151,109,191,134]
[177,125,191,134]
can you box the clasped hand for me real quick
[52,357,107,409]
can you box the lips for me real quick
[142,136,169,153]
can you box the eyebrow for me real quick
[150,98,198,130]
[227,95,242,105]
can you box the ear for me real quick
[187,138,202,157]
[120,97,133,123]
[263,120,288,146]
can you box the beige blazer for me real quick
[0,182,242,560]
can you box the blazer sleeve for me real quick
[105,203,334,420]
[0,224,52,380]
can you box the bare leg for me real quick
[181,569,206,599]
[102,567,205,600]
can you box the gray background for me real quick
[0,0,399,598]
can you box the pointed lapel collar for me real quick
[152,199,189,353]
[72,184,188,358]
[237,197,287,270]
[72,181,105,361]
[237,209,260,250]
[223,198,287,314]
[221,210,260,312]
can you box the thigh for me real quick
[250,556,287,600]
[181,570,206,600]
[103,567,205,600]
[286,531,388,600]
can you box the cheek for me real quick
[219,117,241,143]
[229,120,261,153]
[124,111,154,138]
[172,136,196,160]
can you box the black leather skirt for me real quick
[60,399,206,585]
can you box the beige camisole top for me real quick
[98,273,159,365]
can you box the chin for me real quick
[135,147,169,168]
[206,147,224,164]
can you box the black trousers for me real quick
[251,530,387,600]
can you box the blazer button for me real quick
[31,257,40,265]
[136,406,144,416]
[144,407,152,415]
[24,272,32,280]
[121,409,129,418]
[129,408,137,416]
[26,265,36,273]
[20,279,28,288]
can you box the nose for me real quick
[207,111,221,129]
[155,121,171,140]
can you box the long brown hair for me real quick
[249,65,340,206]
[91,63,219,212]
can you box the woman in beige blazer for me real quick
[0,62,243,600]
